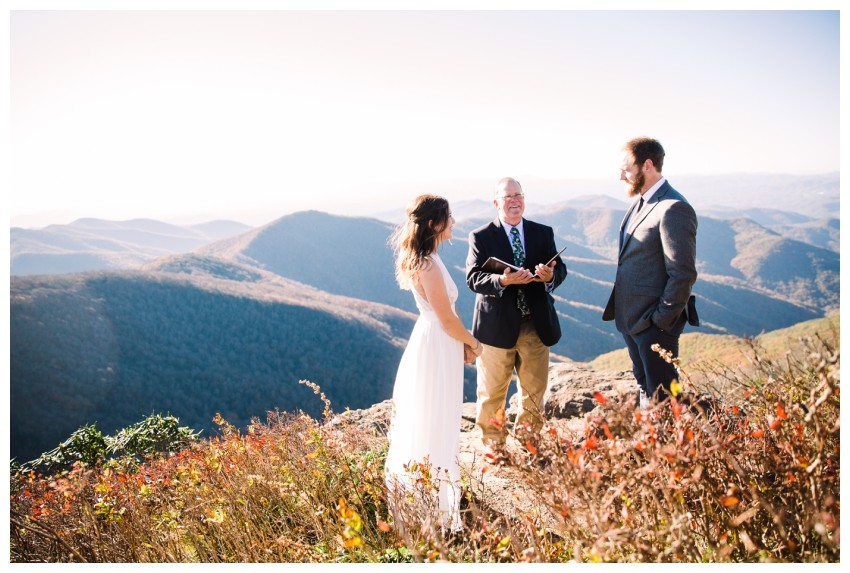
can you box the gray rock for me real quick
[336,361,640,527]
[506,362,637,420]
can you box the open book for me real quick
[481,257,522,274]
[480,246,567,275]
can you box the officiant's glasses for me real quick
[498,192,524,202]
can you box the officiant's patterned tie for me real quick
[510,227,530,316]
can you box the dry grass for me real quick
[10,330,839,562]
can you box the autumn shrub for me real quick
[10,404,392,562]
[505,332,839,562]
[10,381,574,564]
[9,330,839,563]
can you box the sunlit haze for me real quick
[9,5,842,228]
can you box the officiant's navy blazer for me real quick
[466,218,567,348]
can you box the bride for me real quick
[384,194,483,533]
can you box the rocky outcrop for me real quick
[335,362,639,526]
[337,362,637,437]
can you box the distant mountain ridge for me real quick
[12,172,838,277]
[674,172,838,221]
[367,172,838,223]
[11,218,253,276]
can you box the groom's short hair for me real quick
[625,137,665,173]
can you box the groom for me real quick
[603,137,699,405]
[466,177,567,456]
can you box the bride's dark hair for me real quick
[390,194,450,289]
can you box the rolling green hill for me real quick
[199,211,416,313]
[727,218,838,309]
[587,314,840,379]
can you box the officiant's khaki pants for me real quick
[476,319,549,445]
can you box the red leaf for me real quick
[671,398,682,419]
[720,495,740,507]
[776,402,788,420]
[593,391,606,404]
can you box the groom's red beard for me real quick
[627,170,646,197]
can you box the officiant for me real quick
[465,177,567,461]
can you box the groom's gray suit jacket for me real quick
[602,180,699,335]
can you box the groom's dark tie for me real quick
[510,227,530,316]
[620,197,644,248]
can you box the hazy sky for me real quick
[8,3,843,227]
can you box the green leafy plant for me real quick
[16,424,109,475]
[17,414,201,475]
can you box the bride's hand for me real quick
[464,341,482,363]
[463,345,476,364]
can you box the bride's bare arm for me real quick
[418,263,481,355]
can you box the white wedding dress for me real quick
[384,254,463,532]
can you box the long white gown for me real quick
[384,254,463,531]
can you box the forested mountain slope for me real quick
[10,269,417,462]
